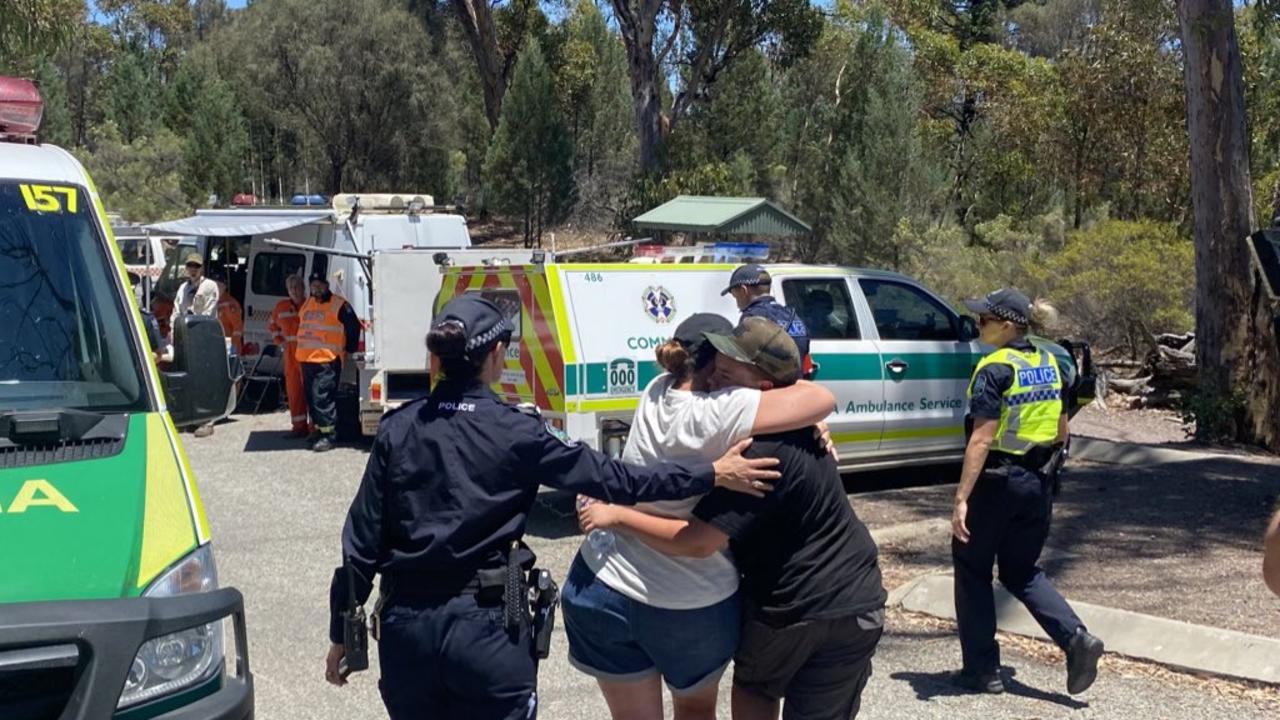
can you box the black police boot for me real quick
[949,669,1004,694]
[1066,629,1104,695]
[312,437,334,453]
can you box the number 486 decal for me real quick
[19,184,79,213]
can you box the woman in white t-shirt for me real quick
[561,313,835,720]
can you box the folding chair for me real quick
[237,344,285,414]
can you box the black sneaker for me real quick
[950,670,1004,694]
[1066,629,1104,695]
[312,437,334,453]
[305,431,322,445]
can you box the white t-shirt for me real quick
[580,374,761,609]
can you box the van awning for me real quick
[145,211,332,237]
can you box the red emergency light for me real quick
[0,77,44,141]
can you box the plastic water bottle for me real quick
[577,496,616,555]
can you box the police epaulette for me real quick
[383,396,430,420]
[513,402,542,418]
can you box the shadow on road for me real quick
[242,430,309,453]
[889,667,1087,710]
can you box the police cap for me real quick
[964,288,1031,327]
[433,294,513,358]
[720,264,771,296]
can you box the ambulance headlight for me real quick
[118,544,224,709]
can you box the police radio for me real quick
[340,560,369,677]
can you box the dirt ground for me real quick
[1071,402,1191,445]
[853,451,1280,640]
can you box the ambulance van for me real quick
[431,255,1094,471]
[0,78,252,719]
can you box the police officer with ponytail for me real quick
[949,288,1104,697]
[324,295,781,720]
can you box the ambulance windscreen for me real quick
[0,181,149,413]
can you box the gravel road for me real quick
[185,411,1280,719]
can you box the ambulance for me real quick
[0,77,252,719]
[429,252,1095,470]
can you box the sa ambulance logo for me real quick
[643,286,676,324]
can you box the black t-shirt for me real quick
[692,429,886,627]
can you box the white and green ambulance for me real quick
[430,256,1094,470]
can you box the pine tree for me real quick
[34,56,73,147]
[105,49,160,144]
[484,42,576,247]
[182,73,248,205]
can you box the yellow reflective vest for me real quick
[967,346,1063,455]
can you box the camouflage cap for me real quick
[705,316,801,386]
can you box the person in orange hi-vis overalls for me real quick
[211,271,244,355]
[269,273,310,436]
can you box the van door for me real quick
[243,248,308,356]
[777,276,885,459]
[856,278,977,456]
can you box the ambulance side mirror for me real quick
[162,315,235,428]
[959,316,980,342]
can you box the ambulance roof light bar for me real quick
[0,77,44,143]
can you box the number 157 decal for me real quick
[20,184,79,213]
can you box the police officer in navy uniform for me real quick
[722,264,813,377]
[324,295,781,719]
[950,288,1104,695]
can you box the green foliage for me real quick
[1046,220,1194,349]
[558,0,637,223]
[105,48,160,144]
[0,0,83,60]
[33,56,73,147]
[214,0,467,194]
[181,72,248,205]
[1179,384,1246,444]
[75,122,189,223]
[782,4,946,265]
[484,42,575,247]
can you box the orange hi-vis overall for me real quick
[297,295,347,364]
[269,297,307,431]
[217,296,244,354]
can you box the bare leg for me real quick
[597,675,664,720]
[731,684,779,720]
[672,680,720,720]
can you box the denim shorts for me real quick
[561,555,741,694]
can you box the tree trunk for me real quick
[452,0,507,132]
[612,0,665,173]
[1177,0,1280,450]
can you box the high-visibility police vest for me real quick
[297,294,347,364]
[967,346,1063,455]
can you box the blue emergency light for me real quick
[712,242,769,263]
[290,194,329,206]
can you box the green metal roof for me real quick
[632,195,812,237]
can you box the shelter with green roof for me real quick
[632,195,811,239]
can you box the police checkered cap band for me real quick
[466,321,509,352]
[988,303,1027,325]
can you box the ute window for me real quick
[859,279,959,342]
[0,182,150,412]
[781,278,861,340]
